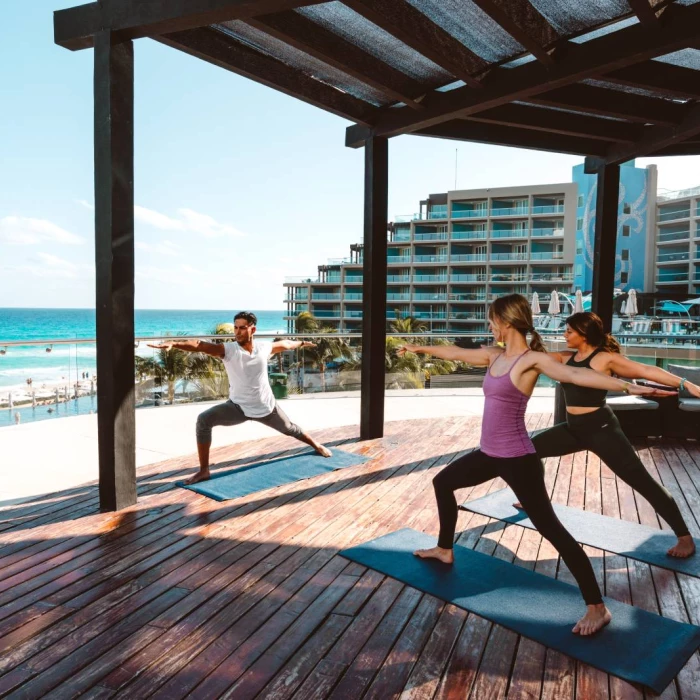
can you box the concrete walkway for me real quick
[0,388,555,506]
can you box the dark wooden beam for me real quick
[360,135,388,440]
[464,103,644,142]
[55,0,324,50]
[94,31,137,512]
[156,27,375,125]
[341,0,488,88]
[528,84,685,126]
[627,0,669,26]
[602,62,700,100]
[414,120,609,156]
[589,160,620,333]
[470,0,560,66]
[345,0,700,146]
[245,10,425,109]
[596,101,700,164]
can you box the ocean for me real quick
[0,308,287,427]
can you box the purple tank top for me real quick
[480,351,536,458]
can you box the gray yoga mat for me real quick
[461,488,700,577]
[180,448,369,501]
[340,528,700,693]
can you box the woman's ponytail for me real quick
[529,328,546,353]
[603,332,621,354]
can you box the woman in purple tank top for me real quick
[398,294,662,636]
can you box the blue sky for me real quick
[2,1,699,310]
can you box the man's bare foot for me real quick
[413,546,454,565]
[572,603,611,636]
[315,445,332,458]
[667,535,696,558]
[183,469,210,485]
[513,502,523,509]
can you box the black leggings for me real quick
[433,450,603,605]
[532,406,689,538]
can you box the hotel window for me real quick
[576,241,583,255]
[576,218,583,230]
[622,225,630,237]
[623,203,631,214]
[575,264,583,276]
[621,271,628,284]
[577,195,583,207]
[622,249,629,261]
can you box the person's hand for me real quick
[301,341,316,349]
[626,382,676,398]
[396,344,418,357]
[147,341,173,350]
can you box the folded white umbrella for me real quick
[548,289,561,315]
[626,288,638,316]
[531,292,541,315]
[574,289,584,314]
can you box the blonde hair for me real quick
[488,294,546,353]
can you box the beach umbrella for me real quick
[90,380,95,396]
[55,388,60,404]
[626,289,638,317]
[547,289,561,315]
[31,391,36,408]
[530,292,541,315]
[574,289,584,314]
[8,392,12,410]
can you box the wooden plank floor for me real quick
[0,415,699,699]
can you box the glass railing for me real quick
[452,231,486,240]
[451,274,486,281]
[530,274,574,282]
[3,330,700,427]
[388,256,412,264]
[387,275,411,283]
[345,293,363,300]
[531,252,564,260]
[428,208,448,219]
[658,231,690,242]
[414,294,448,301]
[656,273,690,282]
[345,277,363,283]
[451,312,486,319]
[450,254,487,262]
[413,275,448,282]
[345,311,363,318]
[414,232,448,241]
[391,233,411,242]
[659,209,691,222]
[326,277,342,283]
[532,228,564,237]
[450,294,486,301]
[491,253,529,261]
[414,254,449,263]
[313,310,341,317]
[490,229,528,238]
[657,252,690,263]
[413,312,447,319]
[532,205,565,214]
[490,274,528,282]
[387,293,411,301]
[452,209,487,219]
[311,293,341,300]
[490,206,529,216]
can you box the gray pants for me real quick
[195,400,304,444]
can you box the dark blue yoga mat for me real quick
[180,448,370,501]
[341,528,700,693]
[462,488,700,578]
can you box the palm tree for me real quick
[294,311,319,334]
[389,311,428,335]
[299,324,355,392]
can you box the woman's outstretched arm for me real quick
[397,343,499,367]
[606,354,700,397]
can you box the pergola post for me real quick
[94,30,137,511]
[588,159,621,333]
[360,135,388,440]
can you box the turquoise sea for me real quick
[0,308,286,427]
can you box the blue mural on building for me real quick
[572,160,650,293]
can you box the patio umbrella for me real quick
[547,289,561,315]
[574,289,584,314]
[8,392,12,410]
[530,292,541,315]
[31,391,36,408]
[626,288,638,317]
[55,388,60,404]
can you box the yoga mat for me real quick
[180,448,369,501]
[462,488,700,578]
[341,528,700,693]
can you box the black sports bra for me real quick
[560,348,607,408]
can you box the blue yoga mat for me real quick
[462,488,700,578]
[341,528,700,693]
[179,448,370,501]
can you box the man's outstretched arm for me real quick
[147,339,225,358]
[270,340,316,355]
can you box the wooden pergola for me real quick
[54,0,700,511]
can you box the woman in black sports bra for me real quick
[525,312,699,558]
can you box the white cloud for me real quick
[75,199,94,211]
[5,253,88,279]
[0,216,85,246]
[134,206,186,231]
[135,240,181,257]
[134,205,245,238]
[136,263,209,286]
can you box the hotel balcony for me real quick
[451,229,487,240]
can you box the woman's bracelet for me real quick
[679,377,687,392]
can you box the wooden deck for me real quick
[1,414,699,699]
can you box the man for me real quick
[148,311,331,484]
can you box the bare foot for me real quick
[572,604,612,636]
[667,535,696,558]
[513,502,523,509]
[315,445,332,458]
[183,469,210,485]
[413,546,454,565]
